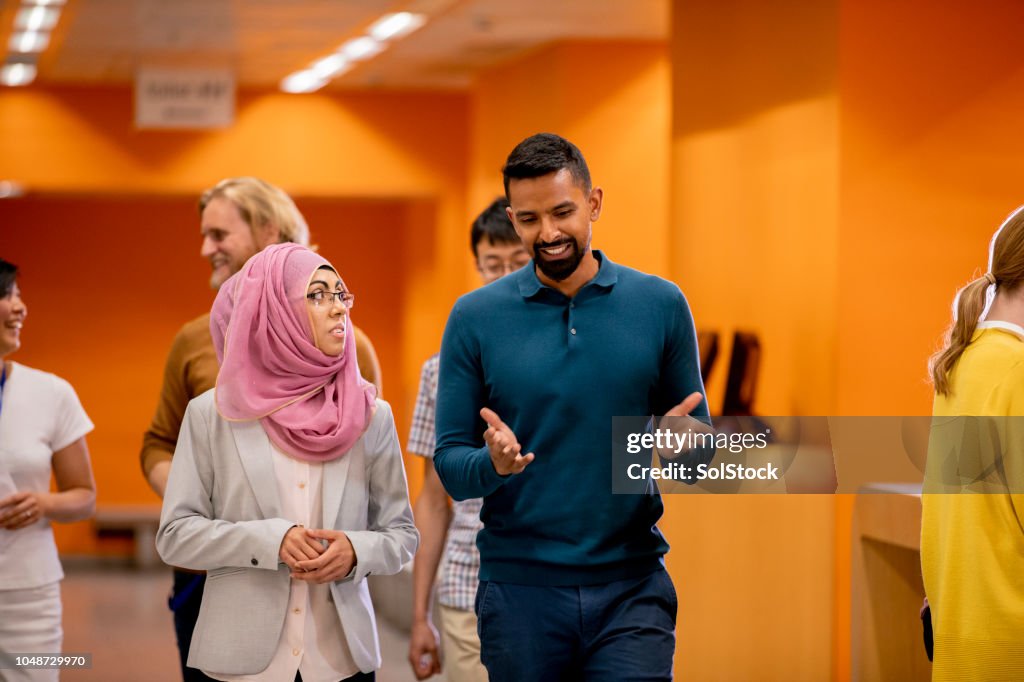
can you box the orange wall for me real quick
[0,88,467,197]
[669,1,839,680]
[837,0,1024,416]
[671,1,839,418]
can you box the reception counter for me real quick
[851,483,931,681]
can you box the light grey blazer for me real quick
[156,390,418,675]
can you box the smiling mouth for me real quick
[210,257,229,270]
[537,241,573,259]
[330,325,346,338]
[3,321,22,332]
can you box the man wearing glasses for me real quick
[140,177,382,682]
[408,197,529,682]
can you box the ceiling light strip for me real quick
[3,0,65,86]
[1,61,36,87]
[280,11,427,93]
[15,5,60,32]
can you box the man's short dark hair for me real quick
[471,197,520,258]
[502,133,592,198]
[0,259,18,298]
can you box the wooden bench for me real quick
[93,504,163,567]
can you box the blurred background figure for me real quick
[0,259,97,682]
[924,206,1024,681]
[139,177,383,681]
[407,197,528,681]
[156,243,417,681]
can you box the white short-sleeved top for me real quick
[0,362,93,589]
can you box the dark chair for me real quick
[721,331,761,416]
[696,329,719,384]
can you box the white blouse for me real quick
[204,444,358,682]
[0,362,93,590]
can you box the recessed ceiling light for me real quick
[9,31,50,54]
[340,36,383,62]
[22,0,66,5]
[368,12,426,42]
[280,70,327,94]
[1,62,37,87]
[15,6,60,32]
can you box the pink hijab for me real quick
[211,243,376,462]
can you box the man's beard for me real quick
[533,238,584,282]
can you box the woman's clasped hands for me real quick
[279,526,357,583]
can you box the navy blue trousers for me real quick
[170,570,216,682]
[475,569,677,682]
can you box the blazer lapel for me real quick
[322,452,352,529]
[230,420,282,520]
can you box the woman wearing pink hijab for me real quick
[157,243,417,682]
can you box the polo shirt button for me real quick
[251,558,258,566]
[292,648,300,656]
[570,328,577,335]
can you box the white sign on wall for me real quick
[134,68,235,129]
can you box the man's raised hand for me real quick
[666,392,705,418]
[658,392,712,463]
[480,408,534,475]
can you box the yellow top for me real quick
[922,324,1024,681]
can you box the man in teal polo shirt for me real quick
[434,133,711,681]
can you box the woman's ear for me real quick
[256,222,282,248]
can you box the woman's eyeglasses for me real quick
[306,290,355,309]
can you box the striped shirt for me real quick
[408,354,482,611]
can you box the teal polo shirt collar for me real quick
[516,249,619,299]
